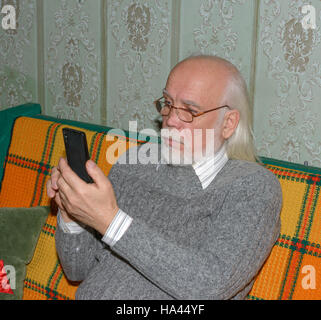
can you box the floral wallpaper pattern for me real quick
[253,0,321,166]
[179,0,257,86]
[0,0,321,165]
[192,0,246,67]
[107,0,170,131]
[0,0,36,108]
[44,0,100,122]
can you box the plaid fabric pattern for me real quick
[0,116,320,299]
[248,161,321,300]
[0,117,139,300]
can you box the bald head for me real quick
[166,55,239,109]
[172,55,239,78]
[161,54,256,162]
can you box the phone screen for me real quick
[62,128,94,183]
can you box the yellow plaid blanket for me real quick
[0,117,320,299]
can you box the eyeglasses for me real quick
[154,97,231,123]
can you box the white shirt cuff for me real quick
[101,209,133,247]
[57,208,86,234]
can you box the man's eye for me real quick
[182,104,198,114]
[164,100,171,106]
[187,108,198,114]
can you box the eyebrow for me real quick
[162,89,201,110]
[162,89,172,99]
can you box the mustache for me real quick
[160,128,192,145]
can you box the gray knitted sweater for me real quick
[55,150,282,300]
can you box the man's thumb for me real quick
[86,160,104,184]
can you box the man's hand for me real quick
[47,164,75,223]
[47,157,119,235]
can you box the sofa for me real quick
[0,103,320,300]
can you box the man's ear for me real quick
[221,109,240,139]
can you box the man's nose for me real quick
[165,107,182,128]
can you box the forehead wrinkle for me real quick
[181,99,201,109]
[162,89,201,110]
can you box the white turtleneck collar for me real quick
[192,144,228,189]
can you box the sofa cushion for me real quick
[0,115,320,300]
[0,116,141,299]
[0,206,50,299]
[0,103,41,191]
[248,158,321,300]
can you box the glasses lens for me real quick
[177,109,193,122]
[156,101,170,116]
[155,100,193,122]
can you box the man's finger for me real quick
[54,191,65,211]
[51,166,60,190]
[58,157,86,190]
[86,160,106,187]
[46,179,55,198]
[56,174,72,197]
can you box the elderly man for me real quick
[47,55,282,300]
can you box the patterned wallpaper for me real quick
[253,0,321,166]
[179,0,257,88]
[107,0,171,131]
[0,0,320,165]
[44,0,102,122]
[0,0,37,108]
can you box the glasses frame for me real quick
[154,97,231,123]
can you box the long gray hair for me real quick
[218,58,258,162]
[186,54,258,162]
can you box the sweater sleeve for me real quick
[54,154,132,282]
[110,172,282,300]
[55,213,106,282]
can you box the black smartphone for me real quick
[62,128,94,183]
